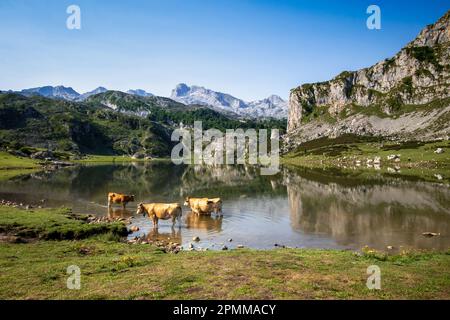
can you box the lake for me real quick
[0,162,449,251]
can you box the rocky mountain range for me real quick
[80,87,108,100]
[286,10,450,149]
[126,89,154,97]
[171,83,288,119]
[19,86,81,101]
[0,87,286,157]
[13,86,149,102]
[6,84,287,119]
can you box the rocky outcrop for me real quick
[287,10,450,147]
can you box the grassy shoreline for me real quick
[282,139,450,183]
[73,155,171,163]
[0,206,449,300]
[0,151,41,169]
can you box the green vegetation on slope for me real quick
[0,92,286,159]
[0,93,173,157]
[148,106,287,132]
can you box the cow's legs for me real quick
[122,202,127,210]
[107,197,112,207]
[171,216,176,228]
[152,216,159,228]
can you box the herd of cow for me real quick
[108,193,223,227]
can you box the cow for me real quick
[108,192,135,209]
[208,197,223,215]
[184,197,223,216]
[136,202,182,228]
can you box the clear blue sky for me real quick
[0,0,448,100]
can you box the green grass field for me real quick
[283,138,450,182]
[0,151,40,169]
[0,152,41,181]
[0,206,449,300]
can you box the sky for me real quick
[0,0,448,101]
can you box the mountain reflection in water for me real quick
[0,162,448,251]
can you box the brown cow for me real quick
[184,197,223,216]
[208,197,223,215]
[136,202,182,228]
[108,192,135,209]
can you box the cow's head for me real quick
[136,203,146,217]
[183,197,190,207]
[130,195,135,202]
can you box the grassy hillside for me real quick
[0,151,40,169]
[0,93,173,156]
[0,92,286,158]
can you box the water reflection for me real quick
[0,162,448,251]
[108,207,133,219]
[185,212,224,233]
[285,170,450,251]
[145,227,182,244]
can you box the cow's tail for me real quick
[177,205,183,220]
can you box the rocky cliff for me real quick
[286,10,450,148]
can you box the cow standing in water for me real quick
[108,193,135,209]
[184,197,223,216]
[136,202,182,228]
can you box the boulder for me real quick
[30,150,55,160]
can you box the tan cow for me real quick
[108,192,135,209]
[136,202,182,228]
[184,197,223,216]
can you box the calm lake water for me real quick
[1,162,449,251]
